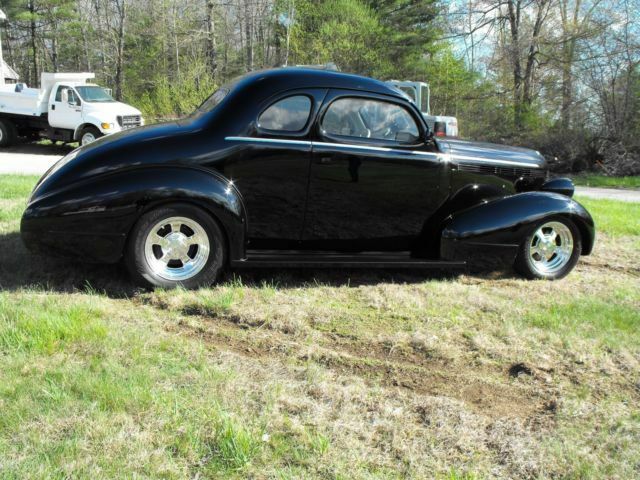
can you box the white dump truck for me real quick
[387,80,459,137]
[0,72,143,147]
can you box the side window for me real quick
[258,95,312,132]
[321,97,420,144]
[55,85,68,102]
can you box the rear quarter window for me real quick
[258,95,312,132]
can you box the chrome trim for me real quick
[224,136,540,168]
[225,136,311,147]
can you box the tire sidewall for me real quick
[127,204,226,289]
[80,126,102,146]
[517,216,582,280]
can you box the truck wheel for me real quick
[0,119,17,147]
[80,126,102,146]
[125,203,227,289]
[514,216,581,280]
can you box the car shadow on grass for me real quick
[0,231,518,297]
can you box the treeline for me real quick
[0,0,638,174]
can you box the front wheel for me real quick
[514,217,581,280]
[125,204,226,289]
[79,126,102,146]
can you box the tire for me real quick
[79,126,102,146]
[125,203,226,289]
[514,216,581,280]
[0,119,17,147]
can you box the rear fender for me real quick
[23,166,247,262]
[441,191,595,258]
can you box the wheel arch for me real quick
[440,191,595,260]
[21,165,248,264]
[74,122,101,141]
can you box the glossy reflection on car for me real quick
[21,68,595,288]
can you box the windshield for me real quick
[76,86,115,103]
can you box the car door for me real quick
[49,85,82,130]
[220,89,327,249]
[303,90,449,251]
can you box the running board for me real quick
[231,251,467,269]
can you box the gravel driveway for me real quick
[2,144,639,202]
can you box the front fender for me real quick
[441,191,595,259]
[21,166,247,263]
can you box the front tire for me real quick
[126,204,226,289]
[80,126,102,146]
[514,216,581,280]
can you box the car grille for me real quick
[117,115,142,129]
[457,163,547,179]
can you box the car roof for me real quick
[228,68,406,100]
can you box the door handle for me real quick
[51,105,55,110]
[318,157,333,165]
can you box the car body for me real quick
[21,68,595,287]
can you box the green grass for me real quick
[575,196,640,236]
[0,174,639,479]
[0,174,40,199]
[572,174,640,189]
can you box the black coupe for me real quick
[21,68,595,288]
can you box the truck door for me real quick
[49,85,82,130]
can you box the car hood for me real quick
[83,101,142,117]
[436,138,546,169]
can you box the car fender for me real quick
[441,191,595,257]
[22,165,247,263]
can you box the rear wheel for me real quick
[514,217,581,280]
[126,204,226,289]
[0,119,17,147]
[80,126,102,146]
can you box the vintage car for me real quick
[21,68,595,288]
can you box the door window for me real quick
[258,95,312,132]
[321,97,419,144]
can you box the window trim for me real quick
[317,92,426,148]
[256,94,314,135]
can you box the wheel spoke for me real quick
[151,232,166,247]
[170,222,182,233]
[188,233,202,246]
[159,250,172,264]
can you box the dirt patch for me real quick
[168,312,557,423]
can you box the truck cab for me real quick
[0,72,143,147]
[386,80,459,137]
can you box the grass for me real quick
[0,174,639,479]
[572,174,640,189]
[575,196,640,236]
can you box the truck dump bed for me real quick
[0,72,95,117]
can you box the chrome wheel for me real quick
[81,132,96,145]
[528,221,574,276]
[144,216,210,281]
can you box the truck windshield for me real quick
[76,86,115,103]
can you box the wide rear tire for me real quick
[125,204,226,289]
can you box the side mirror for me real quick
[65,89,80,106]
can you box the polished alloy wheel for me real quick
[528,221,574,275]
[144,216,210,281]
[81,132,96,145]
